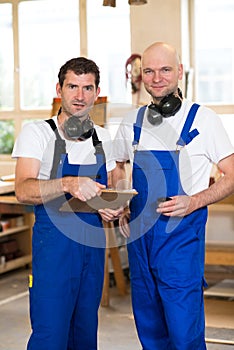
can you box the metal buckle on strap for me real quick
[176,143,185,153]
[133,143,138,153]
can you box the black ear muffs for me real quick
[64,116,94,140]
[147,89,182,125]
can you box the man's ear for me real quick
[95,86,101,100]
[56,82,62,97]
[178,63,184,80]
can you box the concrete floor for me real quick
[0,267,234,350]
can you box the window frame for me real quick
[189,0,234,115]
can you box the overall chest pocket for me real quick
[132,151,181,214]
[133,150,176,172]
[133,151,178,192]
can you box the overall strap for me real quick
[45,118,62,140]
[46,119,106,178]
[91,128,107,184]
[45,119,66,179]
[132,105,147,147]
[92,128,105,158]
[176,103,200,147]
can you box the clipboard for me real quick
[59,189,138,213]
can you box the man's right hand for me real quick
[62,176,106,201]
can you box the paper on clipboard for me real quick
[59,189,138,213]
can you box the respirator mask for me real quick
[63,115,94,141]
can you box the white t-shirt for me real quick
[113,99,234,195]
[12,116,116,180]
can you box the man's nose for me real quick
[75,88,84,100]
[152,71,161,82]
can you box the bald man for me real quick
[108,42,234,350]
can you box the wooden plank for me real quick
[108,224,127,296]
[101,245,110,307]
[101,221,127,307]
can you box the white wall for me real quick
[129,0,187,105]
[130,0,182,53]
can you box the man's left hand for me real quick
[98,206,125,222]
[156,195,196,217]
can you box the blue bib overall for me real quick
[128,105,208,350]
[27,120,107,350]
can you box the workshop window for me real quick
[0,0,131,156]
[0,3,14,111]
[0,120,15,154]
[18,0,80,109]
[194,0,234,106]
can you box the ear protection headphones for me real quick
[63,115,94,141]
[147,88,183,126]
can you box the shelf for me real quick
[0,196,33,275]
[0,254,31,274]
[0,225,30,238]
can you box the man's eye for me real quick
[85,86,93,91]
[144,70,153,74]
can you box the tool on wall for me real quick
[103,0,147,7]
[125,53,142,104]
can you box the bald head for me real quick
[141,42,183,102]
[142,42,181,66]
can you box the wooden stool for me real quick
[101,221,127,306]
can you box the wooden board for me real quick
[59,189,137,213]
